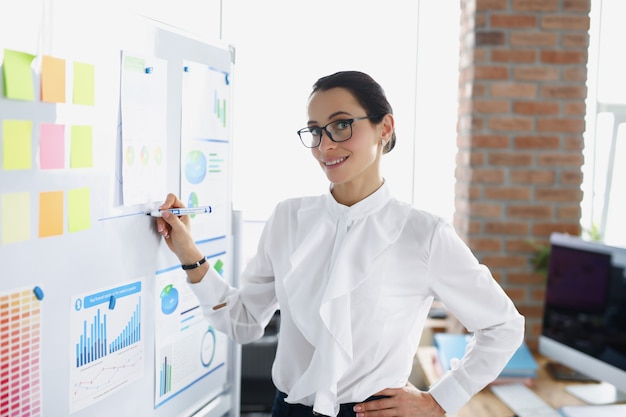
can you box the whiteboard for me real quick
[0,4,239,417]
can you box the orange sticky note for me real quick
[41,55,66,103]
[39,191,64,237]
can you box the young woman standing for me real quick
[156,71,525,417]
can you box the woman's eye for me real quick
[310,127,322,136]
[335,120,351,130]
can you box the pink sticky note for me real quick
[39,123,65,169]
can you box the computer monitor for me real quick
[539,233,626,405]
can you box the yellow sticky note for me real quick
[73,61,95,106]
[2,120,32,170]
[68,187,90,232]
[2,48,35,101]
[70,125,93,168]
[39,191,64,238]
[1,192,30,244]
[41,55,66,103]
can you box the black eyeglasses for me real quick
[296,115,378,148]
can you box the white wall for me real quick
[222,0,460,223]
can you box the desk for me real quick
[417,346,588,417]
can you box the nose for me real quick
[317,129,336,150]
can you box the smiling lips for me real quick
[324,157,347,167]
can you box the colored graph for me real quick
[109,298,141,353]
[0,287,43,417]
[70,281,144,413]
[158,349,173,397]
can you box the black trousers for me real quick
[271,390,387,417]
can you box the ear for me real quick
[380,113,395,140]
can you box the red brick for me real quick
[537,153,584,166]
[535,188,583,202]
[513,0,559,12]
[510,31,558,47]
[491,14,538,28]
[558,205,581,219]
[471,134,510,148]
[507,205,553,219]
[476,0,508,11]
[492,49,537,63]
[467,237,503,251]
[510,170,555,184]
[491,82,537,98]
[469,202,503,218]
[541,85,587,99]
[484,221,529,235]
[514,135,560,149]
[541,15,590,31]
[537,118,585,133]
[514,66,559,81]
[470,168,506,183]
[540,50,587,64]
[513,101,559,115]
[473,100,511,114]
[484,186,531,200]
[562,33,589,48]
[482,255,529,268]
[488,152,534,166]
[532,222,582,237]
[489,117,534,131]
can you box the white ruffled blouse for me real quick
[189,182,525,416]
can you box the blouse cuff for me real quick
[428,374,471,416]
[187,266,231,309]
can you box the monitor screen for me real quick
[539,233,626,405]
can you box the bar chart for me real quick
[70,280,144,413]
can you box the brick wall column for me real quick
[455,0,591,348]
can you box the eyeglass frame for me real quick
[296,115,382,148]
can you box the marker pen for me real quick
[146,206,212,217]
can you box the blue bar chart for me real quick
[70,281,144,413]
[75,308,108,367]
[110,298,141,353]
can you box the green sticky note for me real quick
[68,187,90,232]
[2,120,32,170]
[73,61,95,105]
[1,192,30,244]
[70,125,93,168]
[2,49,35,101]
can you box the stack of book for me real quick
[433,333,539,387]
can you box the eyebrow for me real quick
[308,110,353,125]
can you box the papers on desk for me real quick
[433,333,539,386]
[559,404,626,417]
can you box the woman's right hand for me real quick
[156,194,207,282]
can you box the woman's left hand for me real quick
[353,382,445,417]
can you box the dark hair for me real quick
[311,71,396,153]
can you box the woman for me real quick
[156,71,525,417]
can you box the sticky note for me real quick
[40,123,65,169]
[2,120,32,170]
[73,61,95,106]
[41,55,66,103]
[39,191,64,238]
[70,125,93,168]
[2,48,35,100]
[68,187,90,232]
[1,192,30,244]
